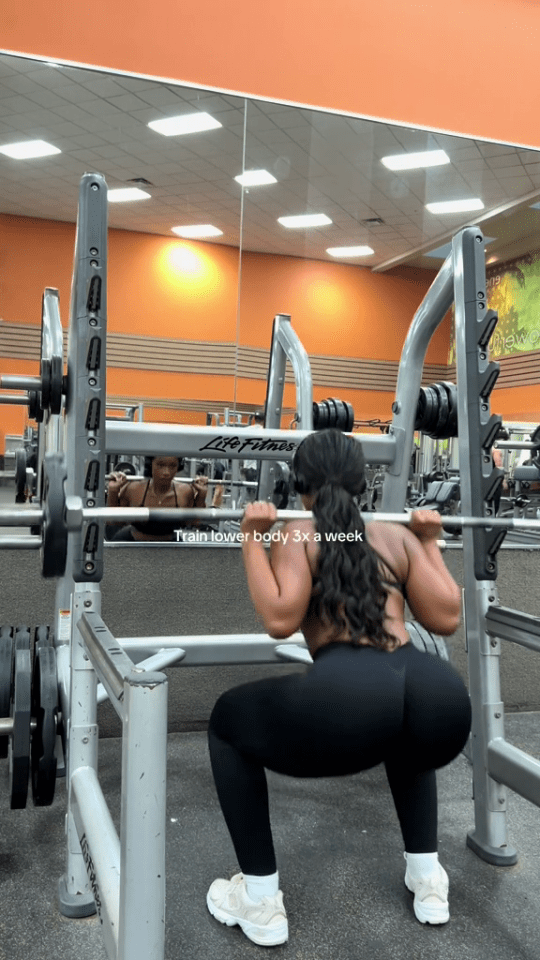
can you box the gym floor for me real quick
[1,481,540,959]
[1,716,540,960]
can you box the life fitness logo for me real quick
[199,435,297,455]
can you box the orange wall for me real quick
[0,214,240,339]
[1,214,441,446]
[3,1,540,149]
[239,254,447,360]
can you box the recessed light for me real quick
[278,214,332,228]
[108,187,151,203]
[426,198,484,214]
[381,149,450,171]
[172,225,223,238]
[235,170,277,187]
[327,246,374,258]
[486,256,499,264]
[148,113,222,136]
[0,140,61,160]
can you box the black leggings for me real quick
[208,642,471,875]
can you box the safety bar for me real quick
[485,605,540,654]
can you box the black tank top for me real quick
[131,480,180,536]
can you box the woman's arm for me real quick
[403,511,462,635]
[241,504,312,638]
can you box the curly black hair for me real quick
[292,428,399,651]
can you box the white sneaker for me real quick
[404,855,450,925]
[207,873,289,946]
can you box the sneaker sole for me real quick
[206,893,289,946]
[404,879,450,925]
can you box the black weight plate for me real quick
[344,402,355,432]
[28,390,44,423]
[327,398,344,430]
[312,402,320,429]
[114,461,136,476]
[324,398,337,428]
[425,386,440,435]
[40,357,51,410]
[49,354,63,415]
[434,383,450,439]
[415,388,427,431]
[440,381,458,437]
[331,398,349,431]
[317,401,330,430]
[13,626,30,690]
[31,645,58,806]
[41,453,68,579]
[0,633,13,759]
[15,448,27,501]
[10,645,32,809]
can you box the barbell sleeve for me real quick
[0,394,32,405]
[0,375,42,391]
[0,509,44,526]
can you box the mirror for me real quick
[236,98,540,426]
[1,50,540,446]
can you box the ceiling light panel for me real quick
[327,246,374,257]
[172,224,223,238]
[425,198,485,214]
[381,149,450,171]
[235,170,277,186]
[278,214,332,228]
[148,113,222,136]
[108,187,151,202]
[0,139,61,159]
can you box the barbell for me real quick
[2,454,540,579]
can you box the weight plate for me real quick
[324,398,337,428]
[0,633,13,759]
[344,402,355,432]
[41,453,68,579]
[49,354,64,415]
[31,644,58,806]
[440,382,458,438]
[28,390,44,423]
[34,625,50,654]
[114,461,136,476]
[425,385,440,435]
[434,383,450,439]
[406,620,449,660]
[40,357,51,410]
[330,398,349,431]
[10,643,32,809]
[15,448,27,502]
[327,398,344,431]
[415,388,427,431]
[312,402,320,429]
[318,401,330,430]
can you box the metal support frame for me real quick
[453,228,517,864]
[257,313,313,500]
[383,225,540,866]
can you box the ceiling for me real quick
[1,53,540,272]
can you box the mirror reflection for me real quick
[1,51,540,478]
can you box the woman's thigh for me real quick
[397,645,472,772]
